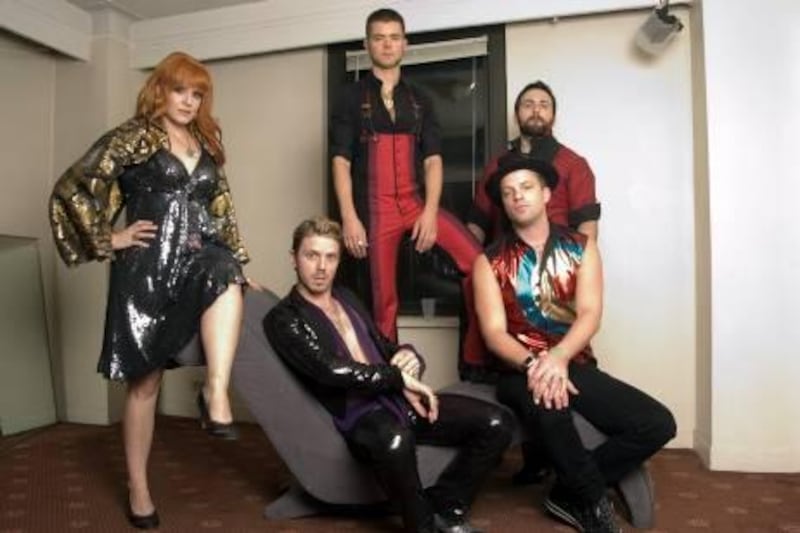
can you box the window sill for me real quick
[397,315,459,329]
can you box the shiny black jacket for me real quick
[263,286,425,420]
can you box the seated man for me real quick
[473,154,676,533]
[264,217,512,533]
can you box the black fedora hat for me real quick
[485,153,559,207]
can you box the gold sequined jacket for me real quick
[49,117,249,266]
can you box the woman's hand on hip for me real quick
[111,220,158,250]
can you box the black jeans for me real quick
[344,394,513,532]
[497,361,675,504]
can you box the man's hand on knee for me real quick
[401,373,439,423]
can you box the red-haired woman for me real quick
[49,52,254,529]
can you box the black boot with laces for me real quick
[544,485,621,533]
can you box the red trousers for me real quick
[365,134,486,363]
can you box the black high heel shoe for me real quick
[127,504,160,530]
[196,389,239,440]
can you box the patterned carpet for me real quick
[1,416,798,532]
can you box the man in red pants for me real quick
[330,8,483,359]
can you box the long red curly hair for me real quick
[136,51,225,165]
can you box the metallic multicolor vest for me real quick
[485,226,594,366]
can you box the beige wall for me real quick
[398,317,460,390]
[52,18,142,424]
[506,8,696,448]
[0,34,54,240]
[207,49,327,294]
[689,0,713,467]
[1,15,141,426]
[699,0,800,472]
[0,237,55,435]
[0,31,61,426]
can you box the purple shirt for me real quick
[306,295,409,432]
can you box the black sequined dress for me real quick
[99,149,245,380]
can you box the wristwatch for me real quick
[521,355,536,372]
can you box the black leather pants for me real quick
[344,394,513,532]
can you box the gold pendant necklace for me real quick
[381,89,394,111]
[173,130,199,159]
[183,132,198,159]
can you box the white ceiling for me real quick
[67,0,262,20]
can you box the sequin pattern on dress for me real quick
[48,117,250,381]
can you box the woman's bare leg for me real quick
[200,283,243,423]
[124,369,163,515]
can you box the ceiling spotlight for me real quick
[634,0,684,55]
